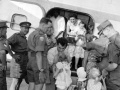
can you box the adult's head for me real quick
[69,14,77,24]
[97,20,116,38]
[0,21,8,39]
[20,21,31,35]
[53,10,60,18]
[56,37,68,52]
[39,17,53,34]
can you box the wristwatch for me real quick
[40,68,44,72]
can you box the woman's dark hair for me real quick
[68,13,77,19]
[57,37,68,47]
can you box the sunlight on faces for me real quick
[69,17,77,24]
[42,22,53,34]
[20,27,30,35]
[46,23,54,36]
[57,43,66,52]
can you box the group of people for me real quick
[0,13,120,90]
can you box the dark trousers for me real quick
[15,52,28,90]
[0,70,7,90]
[15,71,28,90]
[46,72,56,90]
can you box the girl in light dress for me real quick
[76,67,87,90]
[87,67,106,90]
[53,53,72,90]
[66,19,86,69]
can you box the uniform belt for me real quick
[15,51,28,55]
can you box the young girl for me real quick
[74,20,86,69]
[66,20,86,70]
[54,54,72,90]
[87,68,106,90]
[77,67,87,90]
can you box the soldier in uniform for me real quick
[97,20,120,90]
[27,17,53,90]
[7,21,31,90]
[0,21,8,90]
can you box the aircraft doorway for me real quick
[45,7,95,77]
[46,7,95,38]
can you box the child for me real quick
[74,35,85,69]
[74,20,86,69]
[77,67,87,90]
[54,54,72,90]
[87,68,106,90]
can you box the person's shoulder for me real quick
[8,33,19,39]
[29,30,38,37]
[48,47,57,53]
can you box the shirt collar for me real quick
[109,32,119,43]
[19,32,26,38]
[36,28,45,35]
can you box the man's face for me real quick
[2,27,7,36]
[21,26,30,35]
[102,27,109,37]
[42,22,53,34]
[1,27,7,38]
[57,43,66,52]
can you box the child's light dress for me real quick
[87,79,102,90]
[66,38,85,59]
[55,61,72,89]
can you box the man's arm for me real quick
[6,34,20,60]
[36,52,43,70]
[115,35,120,48]
[0,50,7,70]
[66,21,70,36]
[47,48,56,66]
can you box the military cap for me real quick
[97,20,112,35]
[19,21,31,28]
[0,21,8,28]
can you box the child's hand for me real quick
[102,69,108,77]
[59,68,63,73]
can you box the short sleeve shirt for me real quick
[67,20,80,36]
[8,33,28,53]
[28,29,46,52]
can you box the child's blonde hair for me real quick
[89,68,100,79]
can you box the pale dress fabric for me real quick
[50,16,65,38]
[65,43,84,59]
[87,79,102,90]
[74,20,86,58]
[74,39,85,58]
[77,67,87,82]
[67,20,81,36]
[55,62,72,89]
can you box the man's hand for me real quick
[58,52,66,59]
[0,65,7,71]
[102,69,108,78]
[39,71,46,83]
